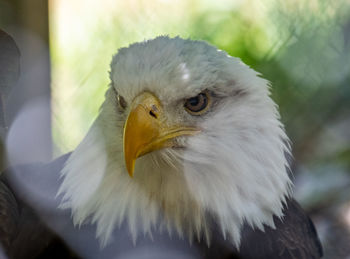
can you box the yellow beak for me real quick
[123,92,200,177]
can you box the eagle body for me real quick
[0,36,323,258]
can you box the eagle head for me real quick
[58,36,292,248]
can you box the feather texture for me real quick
[58,36,292,248]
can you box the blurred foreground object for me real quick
[0,159,79,258]
[0,30,19,125]
[0,29,19,255]
[0,29,77,259]
[0,29,19,169]
[0,0,52,165]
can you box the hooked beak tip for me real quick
[126,158,135,178]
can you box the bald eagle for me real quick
[1,36,322,259]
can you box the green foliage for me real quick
[51,0,350,171]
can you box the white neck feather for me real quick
[58,99,292,248]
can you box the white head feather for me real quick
[58,36,292,248]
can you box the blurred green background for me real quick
[50,0,350,258]
[50,0,280,152]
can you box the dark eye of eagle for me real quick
[184,91,211,115]
[117,94,127,109]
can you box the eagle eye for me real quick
[184,91,211,115]
[117,94,127,109]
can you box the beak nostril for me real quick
[149,110,157,118]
